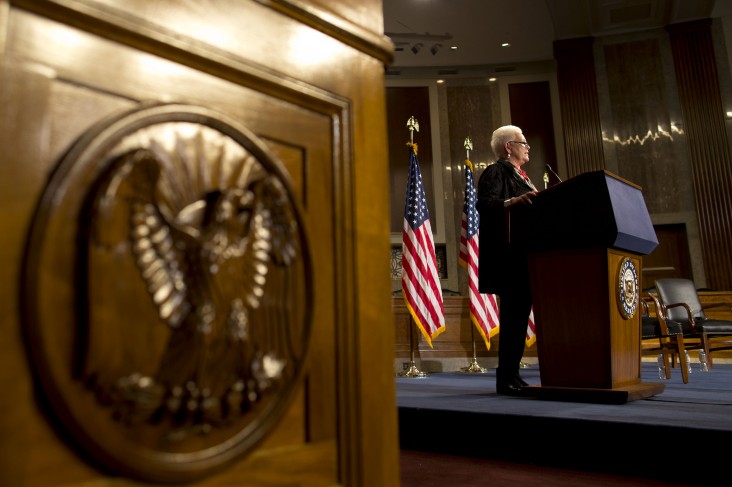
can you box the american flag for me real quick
[459,160,500,349]
[402,143,445,347]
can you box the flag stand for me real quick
[460,325,487,373]
[399,115,441,378]
[397,318,428,378]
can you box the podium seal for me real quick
[617,257,639,319]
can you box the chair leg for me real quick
[658,351,672,379]
[674,336,689,384]
[700,334,712,369]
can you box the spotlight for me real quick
[411,43,423,54]
[430,43,442,55]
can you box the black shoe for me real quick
[496,378,526,396]
[515,375,528,387]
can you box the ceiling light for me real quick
[430,43,442,55]
[411,43,423,54]
[501,42,511,47]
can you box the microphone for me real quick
[545,164,563,183]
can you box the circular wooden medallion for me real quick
[21,103,313,482]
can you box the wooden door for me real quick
[642,223,694,289]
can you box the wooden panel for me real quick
[607,250,642,388]
[530,248,613,388]
[393,296,541,372]
[0,0,399,486]
[699,292,732,321]
[394,296,491,359]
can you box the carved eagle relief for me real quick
[22,107,313,480]
[77,122,310,440]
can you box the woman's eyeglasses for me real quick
[510,141,530,149]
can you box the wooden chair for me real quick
[654,278,732,369]
[640,292,689,383]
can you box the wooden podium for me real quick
[510,170,665,403]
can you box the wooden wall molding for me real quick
[553,37,606,177]
[668,19,732,291]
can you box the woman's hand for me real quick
[507,191,538,206]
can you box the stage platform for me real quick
[397,362,732,485]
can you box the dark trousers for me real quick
[496,281,532,383]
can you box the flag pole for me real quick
[461,325,487,372]
[397,115,429,378]
[459,136,487,373]
[397,316,428,378]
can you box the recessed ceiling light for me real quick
[450,46,458,50]
[501,42,511,47]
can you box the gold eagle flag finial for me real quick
[407,116,420,154]
[464,136,473,170]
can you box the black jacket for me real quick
[476,159,535,294]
